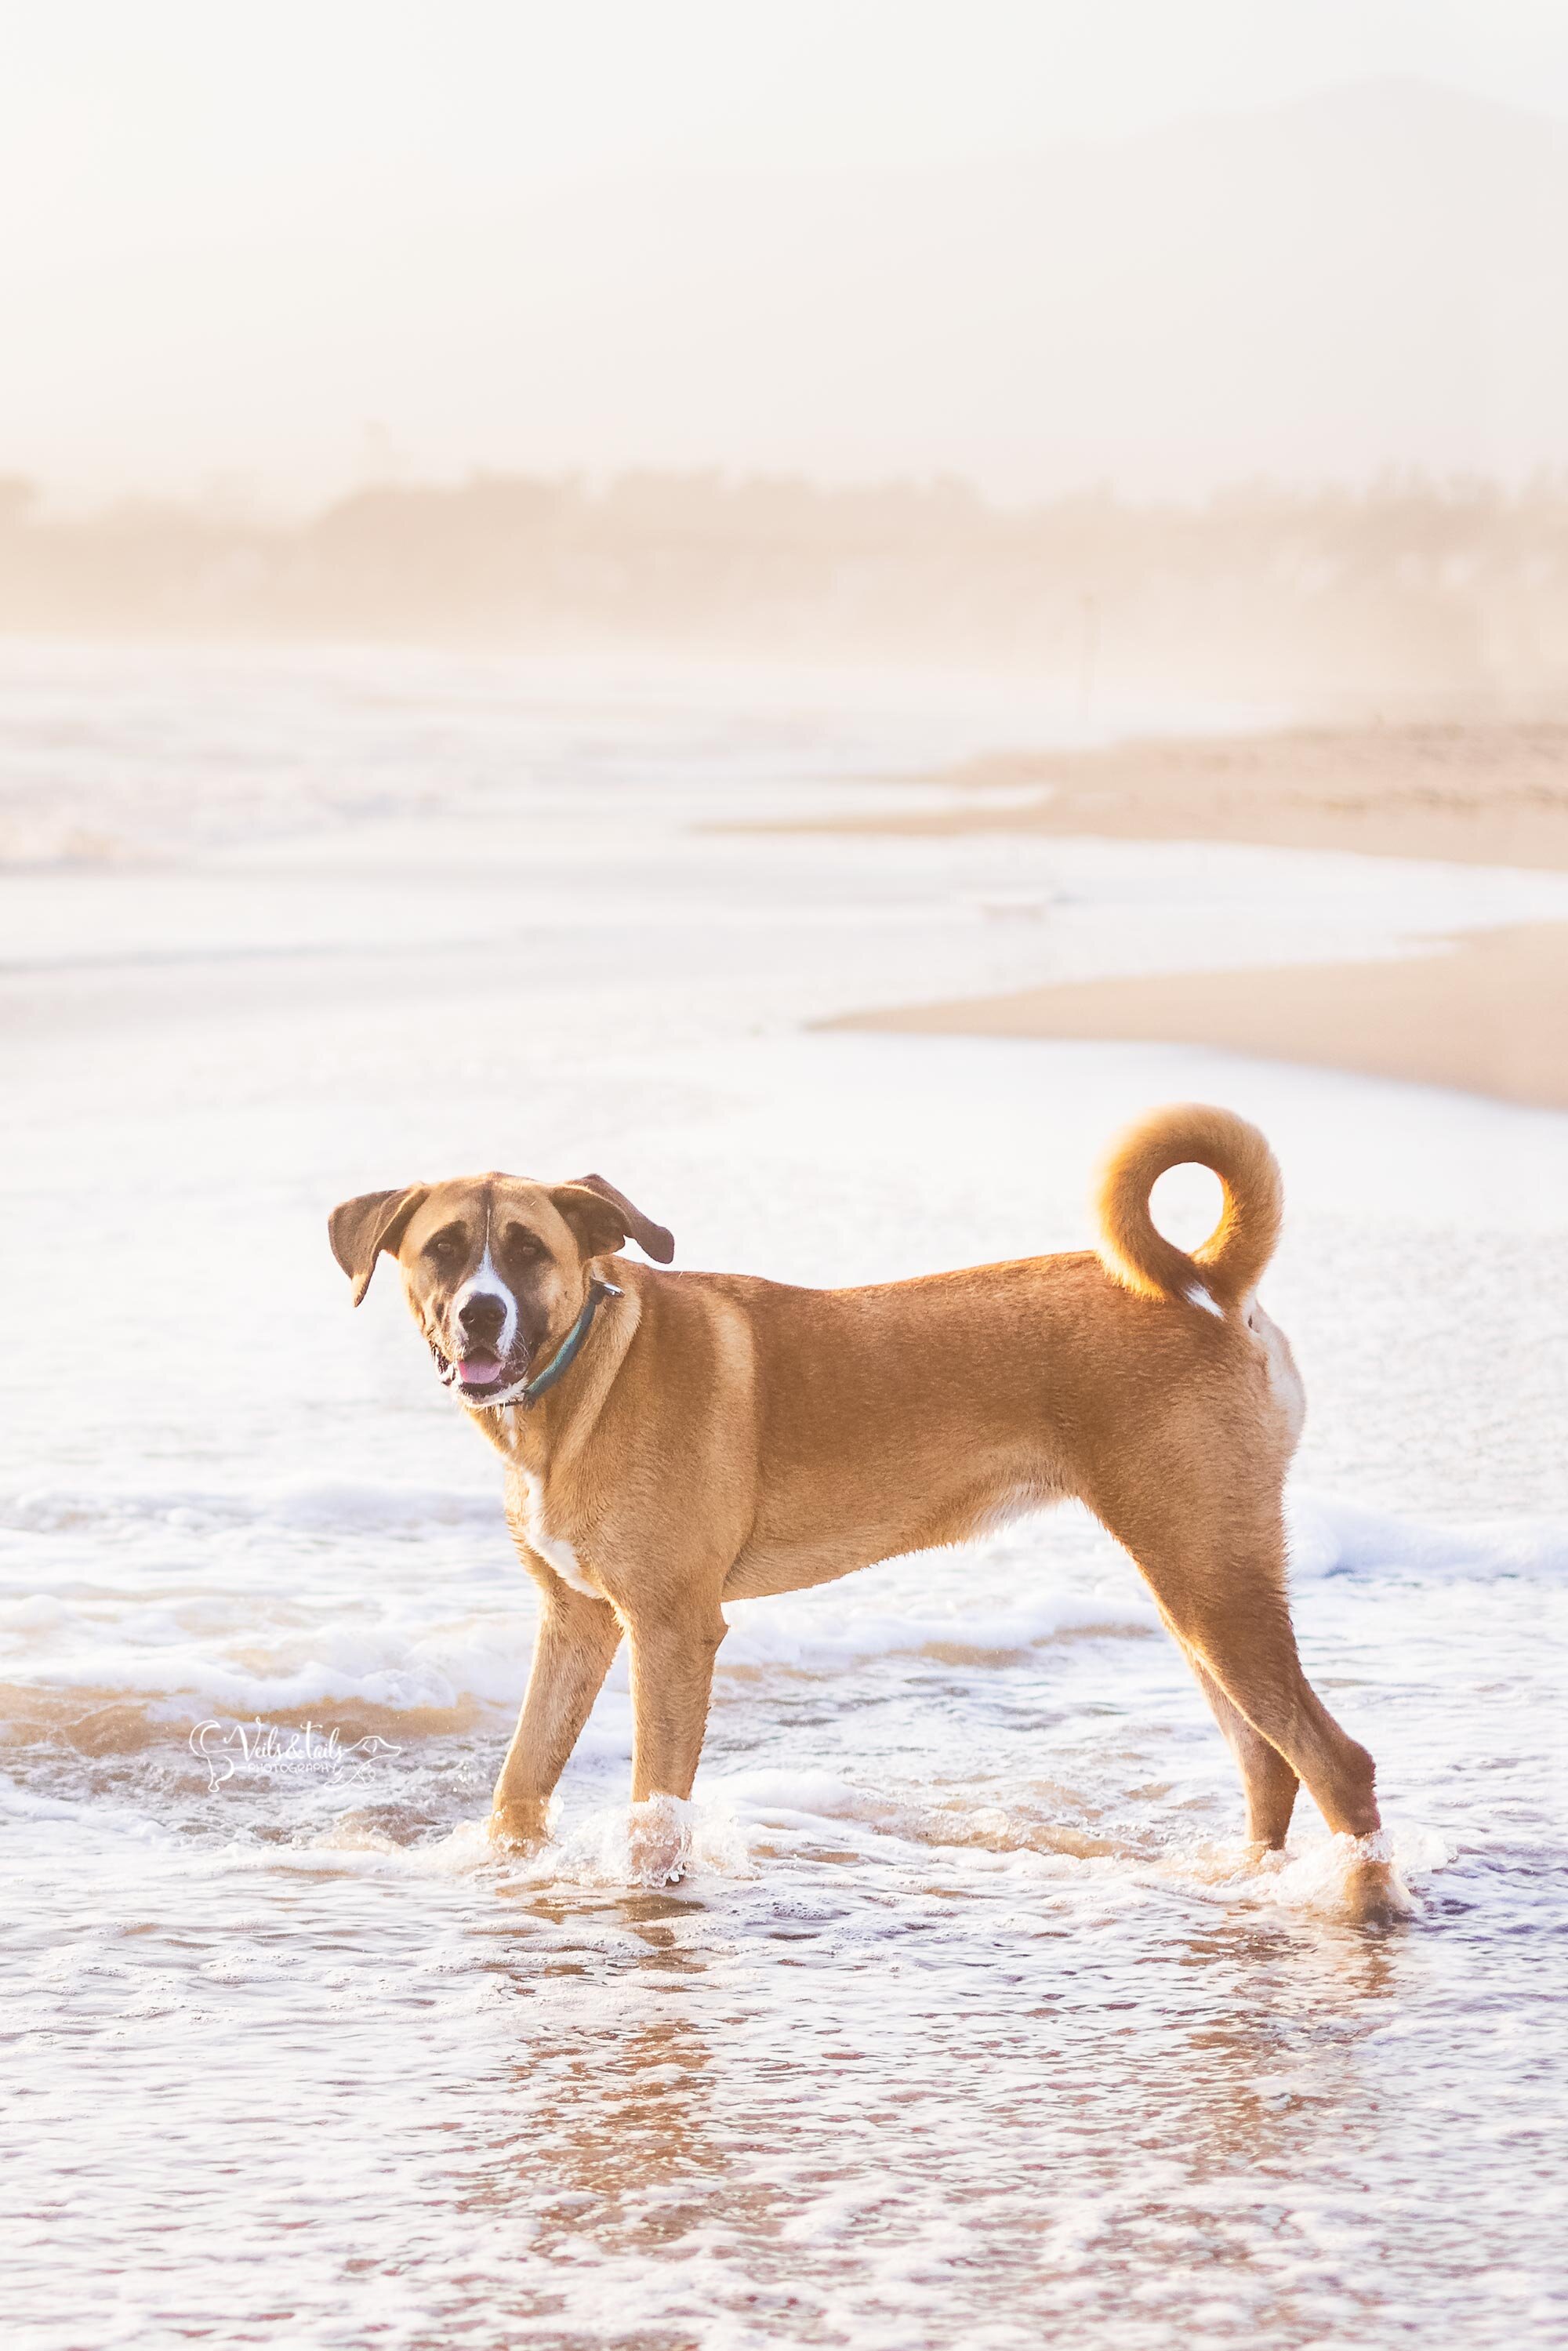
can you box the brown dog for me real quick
[329,1104,1401,1913]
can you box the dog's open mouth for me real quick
[428,1340,523,1403]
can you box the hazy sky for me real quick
[9,0,1568,232]
[7,1,1568,502]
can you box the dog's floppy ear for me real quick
[550,1174,674,1264]
[328,1185,430,1306]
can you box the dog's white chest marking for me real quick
[513,1471,598,1597]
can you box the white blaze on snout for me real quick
[449,1246,518,1361]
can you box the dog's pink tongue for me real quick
[457,1351,502,1384]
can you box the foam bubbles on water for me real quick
[1289,1489,1568,1582]
[1197,1823,1450,1922]
[481,1793,755,1892]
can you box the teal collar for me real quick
[517,1279,619,1408]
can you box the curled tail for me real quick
[1094,1103,1283,1314]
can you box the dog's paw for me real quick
[625,1793,694,1887]
[488,1801,550,1856]
[1340,1831,1417,1925]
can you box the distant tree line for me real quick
[3,468,1567,706]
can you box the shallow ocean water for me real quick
[2,647,1566,2349]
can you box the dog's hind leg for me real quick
[1164,1580,1411,1919]
[1186,1653,1299,1849]
[1091,1477,1381,1845]
[1145,1554,1410,1919]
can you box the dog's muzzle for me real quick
[429,1337,528,1405]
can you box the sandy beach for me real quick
[809,724,1568,1105]
[826,723,1568,869]
[6,649,1567,2349]
[830,920,1568,1108]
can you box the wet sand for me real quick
[815,724,1568,1105]
[820,722,1568,870]
[829,923,1568,1109]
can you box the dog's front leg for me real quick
[622,1598,728,1809]
[489,1581,622,1850]
[612,1598,728,1885]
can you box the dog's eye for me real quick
[426,1229,466,1264]
[503,1227,543,1261]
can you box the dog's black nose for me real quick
[458,1293,507,1340]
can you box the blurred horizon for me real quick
[11,7,1568,711]
[5,465,1568,713]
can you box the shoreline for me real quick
[765,720,1568,872]
[797,722,1568,1105]
[825,921,1568,1110]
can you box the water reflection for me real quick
[419,1859,1439,2349]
